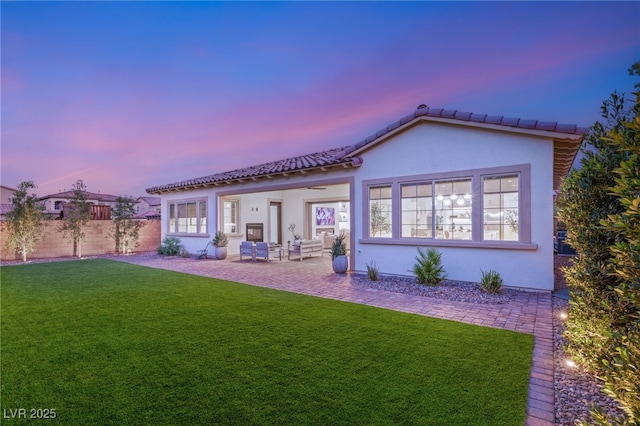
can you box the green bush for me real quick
[157,236,182,256]
[480,270,503,294]
[366,260,380,281]
[411,248,446,286]
[557,62,640,425]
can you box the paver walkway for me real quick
[114,253,555,425]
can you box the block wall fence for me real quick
[0,220,161,261]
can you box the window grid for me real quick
[483,174,519,241]
[369,185,392,238]
[363,165,529,245]
[168,199,207,235]
[223,200,238,234]
[434,179,473,240]
[401,183,432,238]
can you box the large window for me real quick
[223,200,239,234]
[369,185,392,238]
[168,198,207,235]
[363,165,530,247]
[483,174,519,241]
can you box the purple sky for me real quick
[2,2,639,198]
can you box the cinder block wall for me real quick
[0,220,161,261]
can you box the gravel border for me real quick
[552,297,625,425]
[350,274,517,304]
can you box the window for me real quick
[483,174,519,241]
[401,184,432,238]
[363,164,531,247]
[223,200,238,234]
[54,201,63,210]
[167,198,207,235]
[435,179,472,240]
[400,180,472,240]
[369,186,392,238]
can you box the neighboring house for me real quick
[0,185,17,220]
[135,196,161,219]
[39,190,120,219]
[146,104,586,290]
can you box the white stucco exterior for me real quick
[151,113,582,292]
[349,122,555,290]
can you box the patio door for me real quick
[269,202,282,244]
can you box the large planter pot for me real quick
[215,246,227,260]
[332,255,348,274]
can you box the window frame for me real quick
[221,199,240,235]
[166,197,209,237]
[368,185,393,238]
[482,173,521,242]
[361,164,534,250]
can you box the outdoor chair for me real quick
[254,242,270,262]
[240,241,255,261]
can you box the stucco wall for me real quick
[155,120,559,290]
[1,219,161,261]
[349,121,555,290]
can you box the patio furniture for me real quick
[254,242,270,262]
[288,240,323,261]
[240,241,255,261]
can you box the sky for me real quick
[2,1,639,198]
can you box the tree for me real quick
[58,180,91,258]
[4,181,46,262]
[109,196,142,254]
[370,201,391,237]
[557,62,639,425]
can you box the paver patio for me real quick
[113,253,555,425]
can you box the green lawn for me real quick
[1,259,533,425]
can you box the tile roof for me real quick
[335,105,588,160]
[147,104,587,194]
[39,190,120,203]
[146,147,362,193]
[137,196,161,206]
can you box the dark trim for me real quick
[362,164,532,246]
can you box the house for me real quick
[39,189,120,219]
[146,104,586,290]
[0,185,17,220]
[135,196,161,219]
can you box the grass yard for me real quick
[1,259,533,425]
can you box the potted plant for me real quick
[213,230,229,260]
[288,223,301,243]
[331,231,348,274]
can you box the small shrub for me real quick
[157,236,182,256]
[366,260,380,281]
[480,270,503,294]
[213,231,228,247]
[411,248,446,286]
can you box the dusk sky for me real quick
[2,2,639,198]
